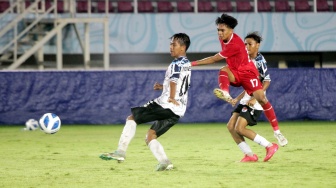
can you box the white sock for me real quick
[253,134,271,148]
[117,120,137,152]
[274,130,281,134]
[148,139,168,163]
[238,142,253,156]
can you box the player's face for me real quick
[217,24,233,42]
[244,38,260,57]
[170,38,185,58]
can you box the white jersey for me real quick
[240,53,270,110]
[154,56,191,117]
[239,92,263,110]
[253,52,270,82]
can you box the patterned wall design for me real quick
[1,13,336,53]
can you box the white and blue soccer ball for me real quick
[24,119,39,131]
[39,113,61,134]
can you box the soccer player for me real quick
[243,31,288,146]
[228,90,277,162]
[100,33,192,171]
[191,14,281,149]
[227,32,287,162]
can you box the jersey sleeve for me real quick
[263,70,271,82]
[169,60,182,83]
[255,53,271,82]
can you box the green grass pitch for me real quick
[1,121,336,188]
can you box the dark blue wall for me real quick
[0,68,335,125]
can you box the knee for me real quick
[258,97,268,106]
[145,129,157,145]
[227,122,235,133]
[220,66,229,72]
[235,126,244,135]
[126,115,134,121]
[254,92,268,105]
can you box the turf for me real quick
[1,121,336,188]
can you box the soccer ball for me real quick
[24,119,39,131]
[39,113,61,134]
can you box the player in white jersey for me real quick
[227,32,286,162]
[100,33,191,171]
[154,56,191,117]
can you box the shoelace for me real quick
[276,134,286,142]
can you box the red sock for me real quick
[218,70,230,92]
[262,102,279,131]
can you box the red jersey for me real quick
[218,33,262,95]
[218,33,258,74]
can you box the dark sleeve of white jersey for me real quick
[169,63,181,82]
[256,53,271,82]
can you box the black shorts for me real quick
[232,104,262,126]
[131,101,180,137]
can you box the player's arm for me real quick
[235,90,246,101]
[231,90,246,107]
[260,57,271,92]
[191,53,224,66]
[262,80,270,91]
[168,81,179,106]
[153,82,163,90]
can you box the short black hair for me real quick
[215,14,238,29]
[245,31,263,43]
[170,33,191,51]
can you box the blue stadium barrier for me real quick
[0,68,335,125]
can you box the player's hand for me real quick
[247,98,256,106]
[230,98,238,107]
[153,82,163,90]
[168,98,180,106]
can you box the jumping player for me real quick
[242,31,288,146]
[191,14,281,154]
[99,33,192,171]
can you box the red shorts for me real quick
[230,69,263,95]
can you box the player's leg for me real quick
[232,115,258,162]
[239,71,277,130]
[241,71,288,147]
[213,66,236,102]
[99,114,136,162]
[228,111,257,162]
[252,130,279,162]
[218,66,236,91]
[235,106,278,162]
[99,101,166,162]
[252,90,288,146]
[235,116,273,149]
[252,89,279,129]
[227,112,245,144]
[147,116,179,171]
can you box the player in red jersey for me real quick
[191,14,280,144]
